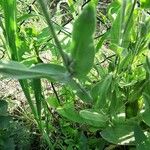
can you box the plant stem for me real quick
[37,0,93,102]
[51,82,61,104]
[19,80,38,119]
[37,0,69,69]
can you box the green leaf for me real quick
[118,52,133,73]
[140,0,150,8]
[57,103,84,123]
[143,93,150,109]
[109,1,134,48]
[109,90,118,114]
[109,7,122,46]
[79,110,108,128]
[47,97,60,108]
[129,79,146,102]
[2,138,15,150]
[71,2,96,79]
[68,79,93,102]
[0,60,69,82]
[107,0,121,22]
[95,74,113,108]
[121,1,135,48]
[101,123,134,145]
[79,132,88,150]
[142,110,150,126]
[2,0,18,60]
[90,83,100,103]
[145,57,150,74]
[36,27,51,43]
[32,79,42,120]
[0,100,8,115]
[96,31,110,52]
[17,14,38,23]
[134,125,150,150]
[0,116,11,129]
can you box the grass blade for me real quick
[2,0,18,60]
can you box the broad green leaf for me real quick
[0,116,11,129]
[109,1,134,48]
[0,60,69,82]
[31,63,69,82]
[101,123,135,145]
[143,80,150,110]
[142,110,150,127]
[143,92,150,109]
[140,18,150,38]
[121,1,135,48]
[109,7,122,46]
[129,79,146,102]
[140,0,150,8]
[75,90,92,103]
[2,138,15,150]
[47,97,60,108]
[0,100,8,115]
[95,74,113,108]
[145,57,150,74]
[57,103,84,123]
[68,79,93,102]
[70,2,96,79]
[79,133,88,150]
[133,14,150,55]
[125,101,139,118]
[134,125,150,150]
[79,110,108,128]
[90,83,101,103]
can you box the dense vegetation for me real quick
[0,0,150,149]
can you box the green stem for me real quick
[37,0,69,69]
[37,0,93,103]
[37,119,54,149]
[19,80,38,119]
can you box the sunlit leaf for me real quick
[142,110,150,127]
[0,60,69,82]
[70,2,96,79]
[2,0,18,60]
[134,125,150,150]
[95,74,113,108]
[101,123,135,145]
[57,102,84,123]
[140,0,150,8]
[79,109,108,128]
